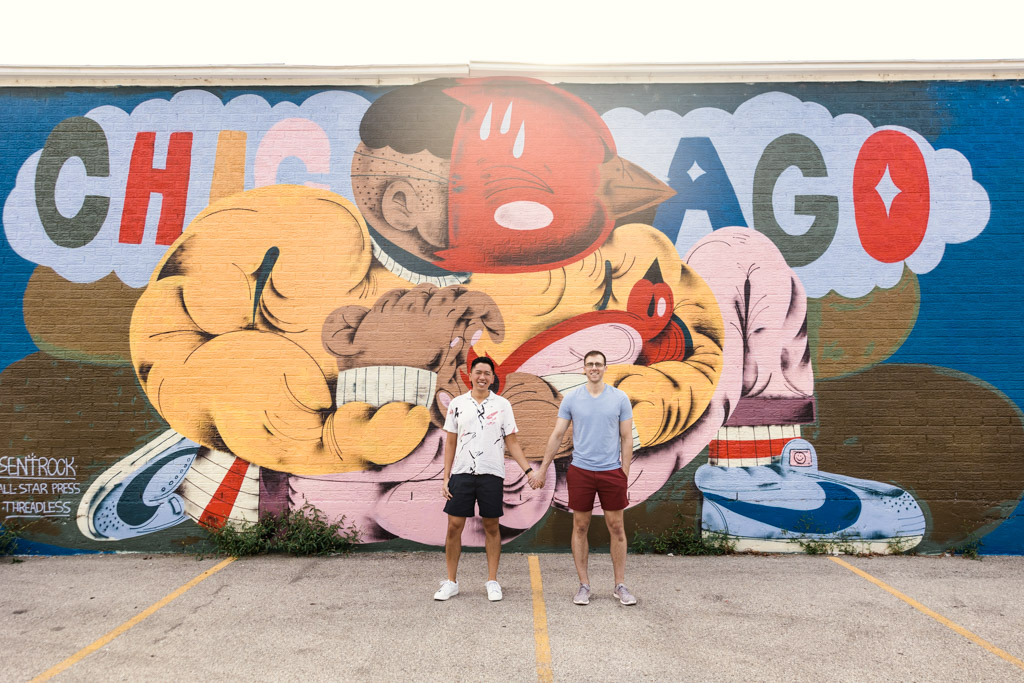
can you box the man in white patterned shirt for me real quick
[434,356,536,602]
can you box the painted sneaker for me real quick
[77,430,200,541]
[573,583,592,605]
[486,580,503,602]
[179,449,260,530]
[695,438,925,553]
[434,580,459,601]
[613,583,637,606]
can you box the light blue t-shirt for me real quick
[557,383,633,471]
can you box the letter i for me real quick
[210,131,248,204]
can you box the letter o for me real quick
[853,130,930,264]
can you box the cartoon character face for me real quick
[350,144,451,266]
[350,78,673,278]
[789,449,813,467]
[436,78,616,273]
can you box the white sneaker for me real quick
[485,580,503,602]
[434,580,459,601]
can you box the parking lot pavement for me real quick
[2,552,1023,682]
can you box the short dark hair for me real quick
[583,350,606,366]
[470,356,496,374]
[359,79,462,158]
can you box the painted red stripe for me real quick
[709,437,791,461]
[198,456,250,529]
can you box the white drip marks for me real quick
[500,102,513,133]
[479,100,525,158]
[477,98,546,229]
[480,103,493,140]
[513,122,525,159]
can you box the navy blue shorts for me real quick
[444,473,504,518]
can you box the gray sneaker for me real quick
[573,583,592,605]
[613,583,637,605]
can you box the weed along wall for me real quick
[1,73,1022,556]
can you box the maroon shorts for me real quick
[566,464,628,512]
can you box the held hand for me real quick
[442,479,452,500]
[527,465,546,489]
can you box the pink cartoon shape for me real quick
[288,428,556,546]
[673,227,816,467]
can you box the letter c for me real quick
[34,117,111,249]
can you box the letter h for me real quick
[118,131,194,245]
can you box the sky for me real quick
[4,0,1021,67]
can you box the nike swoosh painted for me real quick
[116,447,198,526]
[704,481,862,534]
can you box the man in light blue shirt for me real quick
[531,350,637,606]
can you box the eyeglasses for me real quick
[584,362,605,368]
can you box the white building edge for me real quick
[0,60,1023,86]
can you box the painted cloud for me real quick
[3,89,370,287]
[604,92,990,298]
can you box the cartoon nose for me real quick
[599,155,676,219]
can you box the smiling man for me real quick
[532,350,637,606]
[435,356,537,602]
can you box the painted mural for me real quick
[0,77,1022,555]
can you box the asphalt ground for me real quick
[2,552,1024,682]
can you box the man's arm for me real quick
[442,430,457,500]
[503,432,534,476]
[619,418,634,478]
[530,417,571,488]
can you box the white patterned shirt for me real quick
[443,391,518,478]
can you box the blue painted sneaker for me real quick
[695,438,925,553]
[77,430,200,541]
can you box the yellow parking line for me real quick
[528,555,553,683]
[829,556,1024,672]
[31,557,237,682]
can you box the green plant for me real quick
[885,536,916,555]
[199,504,360,557]
[0,522,22,557]
[781,517,864,556]
[953,534,982,560]
[791,535,833,555]
[631,516,735,556]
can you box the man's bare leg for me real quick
[445,515,466,582]
[604,509,627,585]
[572,510,593,585]
[482,517,501,581]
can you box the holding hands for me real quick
[527,466,546,490]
